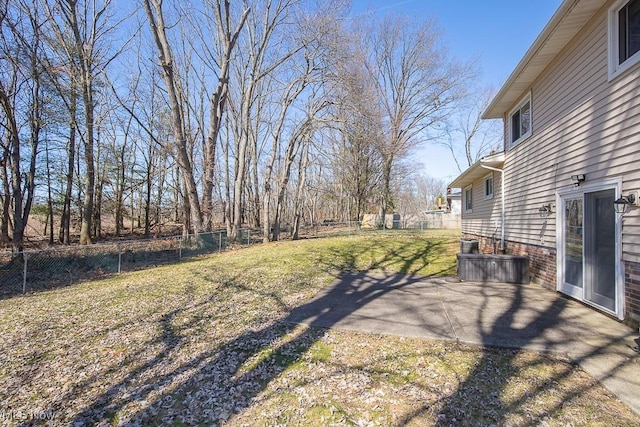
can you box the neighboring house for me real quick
[447,189,462,215]
[450,0,640,322]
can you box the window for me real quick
[609,0,640,79]
[483,174,494,200]
[509,93,531,147]
[464,185,473,212]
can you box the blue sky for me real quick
[350,0,564,183]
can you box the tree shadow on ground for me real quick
[398,281,639,425]
[64,239,446,425]
[61,236,639,425]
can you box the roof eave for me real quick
[482,0,606,119]
[449,152,505,188]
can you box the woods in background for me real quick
[0,0,495,252]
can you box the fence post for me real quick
[219,232,222,252]
[179,235,183,260]
[117,244,122,274]
[22,251,27,294]
[247,229,250,245]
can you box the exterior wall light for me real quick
[570,174,586,186]
[614,191,638,214]
[538,204,553,217]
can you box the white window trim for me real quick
[507,92,532,149]
[608,0,640,81]
[483,173,494,200]
[464,185,473,213]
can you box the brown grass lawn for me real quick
[0,230,638,426]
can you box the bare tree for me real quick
[270,97,330,241]
[358,15,472,227]
[329,56,384,222]
[291,131,311,240]
[57,79,77,244]
[143,0,249,234]
[139,75,167,237]
[225,0,304,240]
[196,0,249,229]
[260,56,330,241]
[441,87,502,173]
[260,74,310,242]
[414,174,447,211]
[105,28,176,237]
[0,0,47,252]
[142,0,207,233]
[41,0,127,244]
[0,0,486,249]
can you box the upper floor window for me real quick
[609,0,640,79]
[509,93,531,148]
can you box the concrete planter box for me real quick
[457,253,530,284]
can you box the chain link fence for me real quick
[0,219,460,298]
[0,229,261,298]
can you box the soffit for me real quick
[483,0,606,119]
[449,153,505,188]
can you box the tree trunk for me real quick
[181,181,191,236]
[59,89,76,245]
[144,150,153,237]
[202,4,249,231]
[76,31,95,244]
[261,139,277,242]
[155,148,168,235]
[9,129,24,253]
[143,0,204,234]
[57,2,93,244]
[250,143,261,228]
[114,144,126,237]
[292,137,310,240]
[261,179,272,243]
[92,127,104,240]
[231,126,249,240]
[223,131,232,236]
[46,138,54,245]
[93,177,102,239]
[0,162,11,244]
[379,157,393,229]
[271,137,299,241]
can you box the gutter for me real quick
[483,0,574,118]
[480,163,505,252]
[483,0,605,119]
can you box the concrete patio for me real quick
[285,272,640,414]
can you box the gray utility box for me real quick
[457,253,530,284]
[460,238,479,254]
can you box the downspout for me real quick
[480,164,506,252]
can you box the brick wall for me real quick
[461,233,556,289]
[624,262,640,323]
[505,241,557,290]
[462,233,640,323]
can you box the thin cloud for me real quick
[349,0,419,19]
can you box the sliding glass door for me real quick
[561,197,583,298]
[584,190,616,312]
[558,183,621,318]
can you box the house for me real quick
[446,188,462,215]
[450,0,640,322]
